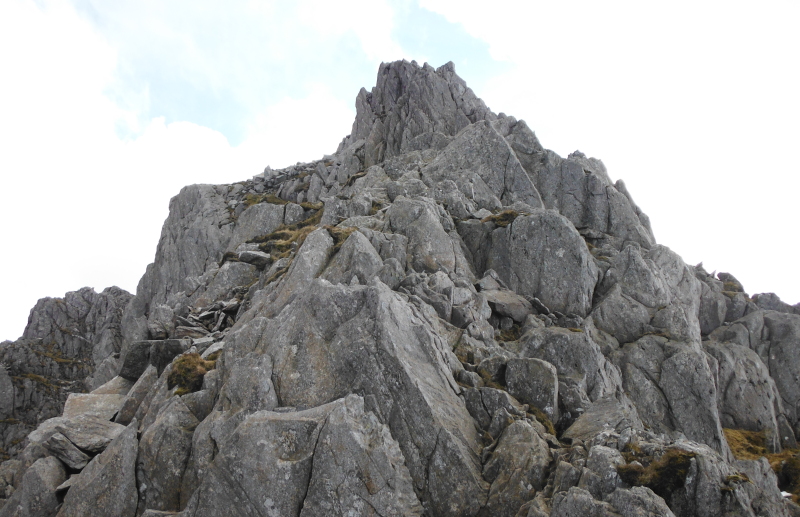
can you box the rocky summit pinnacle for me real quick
[2,60,800,517]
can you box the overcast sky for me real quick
[1,0,798,341]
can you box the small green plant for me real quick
[168,353,219,396]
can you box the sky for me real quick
[1,0,798,341]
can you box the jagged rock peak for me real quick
[346,59,497,166]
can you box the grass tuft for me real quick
[724,428,800,502]
[168,353,218,396]
[481,209,520,227]
[497,324,522,342]
[617,448,697,499]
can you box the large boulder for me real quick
[610,336,730,455]
[183,396,422,517]
[705,341,796,451]
[136,397,199,514]
[0,456,65,517]
[592,244,702,344]
[384,196,473,278]
[56,421,138,517]
[215,279,487,516]
[482,210,599,317]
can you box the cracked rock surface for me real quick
[2,59,800,516]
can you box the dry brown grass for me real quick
[617,448,697,499]
[168,353,219,396]
[481,209,520,227]
[724,428,800,502]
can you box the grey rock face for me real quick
[421,120,543,211]
[55,421,138,517]
[121,184,234,346]
[712,310,800,434]
[320,230,383,285]
[6,59,800,517]
[705,341,795,451]
[483,211,599,317]
[0,286,131,459]
[519,327,622,403]
[349,60,494,167]
[0,457,65,517]
[611,336,729,455]
[136,397,199,514]
[299,396,422,516]
[385,196,472,277]
[480,420,551,517]
[592,244,702,344]
[505,358,559,422]
[215,278,486,516]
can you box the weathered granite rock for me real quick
[562,394,643,443]
[519,327,622,402]
[348,60,495,167]
[183,396,423,517]
[121,184,234,345]
[483,210,600,317]
[0,286,131,459]
[62,393,126,420]
[115,364,158,425]
[480,420,551,517]
[320,230,383,285]
[227,201,284,252]
[217,279,487,516]
[385,196,473,277]
[505,358,559,422]
[705,341,796,451]
[299,395,423,516]
[611,336,729,455]
[42,432,89,470]
[0,457,65,517]
[592,244,702,343]
[6,58,800,517]
[136,397,199,513]
[421,120,544,211]
[53,414,125,453]
[606,486,675,517]
[55,421,138,517]
[550,486,618,517]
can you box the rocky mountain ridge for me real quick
[2,59,800,516]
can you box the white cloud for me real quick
[420,0,800,302]
[296,0,406,63]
